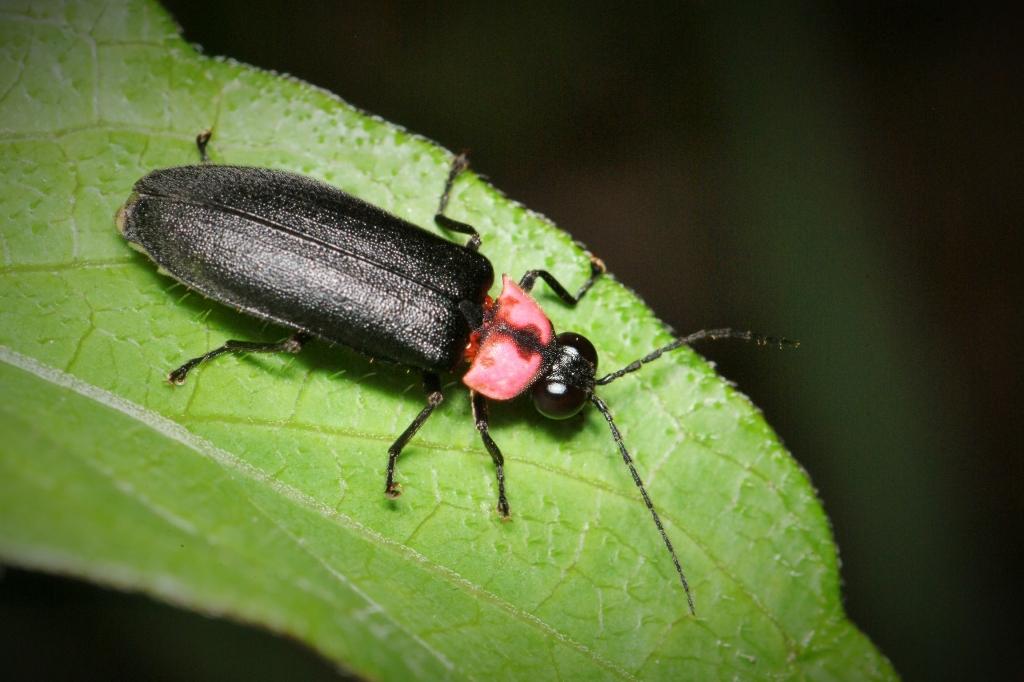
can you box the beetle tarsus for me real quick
[196,129,213,164]
[167,364,193,385]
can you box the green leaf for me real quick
[0,1,893,679]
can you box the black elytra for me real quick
[117,130,797,615]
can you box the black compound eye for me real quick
[556,331,597,369]
[532,380,587,420]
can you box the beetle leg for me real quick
[385,373,444,499]
[435,152,482,251]
[167,331,308,385]
[471,391,510,518]
[436,214,481,251]
[195,129,213,164]
[518,255,606,306]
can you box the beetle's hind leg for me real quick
[385,373,444,499]
[167,331,308,385]
[435,152,482,251]
[472,392,510,518]
[519,255,606,306]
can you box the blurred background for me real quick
[3,2,1018,680]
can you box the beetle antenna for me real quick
[596,328,797,386]
[589,394,696,615]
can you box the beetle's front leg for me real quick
[519,255,605,306]
[385,373,443,498]
[471,391,510,518]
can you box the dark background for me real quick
[4,2,1019,680]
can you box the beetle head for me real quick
[531,331,598,419]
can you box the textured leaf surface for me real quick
[0,1,893,679]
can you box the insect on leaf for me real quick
[0,1,894,679]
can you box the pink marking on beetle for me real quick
[463,275,554,400]
[495,275,553,345]
[464,332,542,400]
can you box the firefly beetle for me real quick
[116,131,794,613]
